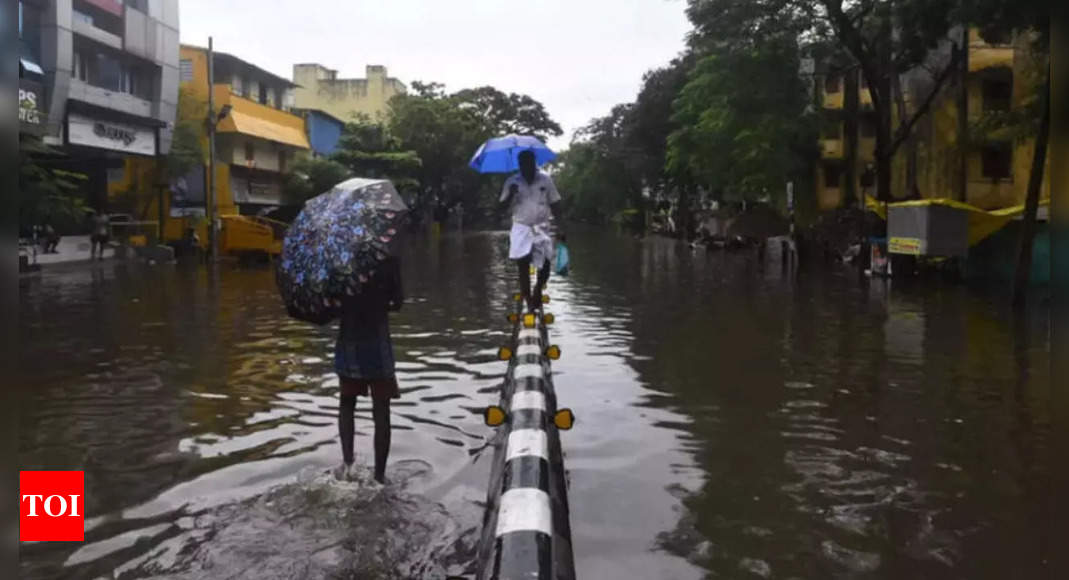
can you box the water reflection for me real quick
[18,230,1053,579]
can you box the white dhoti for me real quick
[509,222,554,267]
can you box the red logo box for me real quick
[20,471,85,542]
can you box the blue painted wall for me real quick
[305,111,343,157]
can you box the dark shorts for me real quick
[339,376,400,399]
[91,234,110,245]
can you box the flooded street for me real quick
[18,229,1055,579]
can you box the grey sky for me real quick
[179,0,690,149]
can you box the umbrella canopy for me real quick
[276,178,407,324]
[727,205,790,239]
[469,134,556,174]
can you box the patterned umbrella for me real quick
[276,178,407,324]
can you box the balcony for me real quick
[72,11,122,50]
[68,78,153,119]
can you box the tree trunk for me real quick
[956,28,969,202]
[844,68,860,206]
[1011,72,1050,309]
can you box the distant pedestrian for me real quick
[334,256,403,484]
[90,212,110,260]
[501,149,563,311]
[43,223,60,253]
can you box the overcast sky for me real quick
[179,0,691,149]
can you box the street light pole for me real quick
[207,36,218,262]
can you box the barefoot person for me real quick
[334,256,403,483]
[501,150,563,311]
[90,211,110,260]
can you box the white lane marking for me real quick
[511,390,546,412]
[516,344,542,357]
[496,488,552,536]
[518,328,540,341]
[513,364,544,380]
[506,428,548,461]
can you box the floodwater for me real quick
[18,229,1057,579]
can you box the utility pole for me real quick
[207,36,218,262]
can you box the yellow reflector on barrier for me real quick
[498,346,513,361]
[554,408,575,430]
[543,313,555,325]
[513,293,524,302]
[541,294,550,304]
[522,313,536,328]
[506,312,519,324]
[545,345,561,360]
[485,406,507,427]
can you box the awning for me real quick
[20,58,44,76]
[866,194,1051,246]
[220,110,310,149]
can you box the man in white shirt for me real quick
[501,150,562,311]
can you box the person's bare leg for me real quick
[516,256,532,305]
[338,392,357,468]
[532,259,550,309]
[371,395,391,483]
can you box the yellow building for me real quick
[814,28,1049,211]
[153,44,312,253]
[292,63,405,123]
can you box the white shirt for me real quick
[500,170,561,226]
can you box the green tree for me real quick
[19,136,89,233]
[330,116,421,185]
[686,0,968,204]
[453,86,563,141]
[556,105,645,228]
[387,82,563,225]
[283,156,352,202]
[666,37,817,205]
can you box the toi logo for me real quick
[20,471,85,542]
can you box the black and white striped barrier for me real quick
[475,297,575,580]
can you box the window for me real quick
[73,49,89,82]
[245,142,255,162]
[278,150,287,173]
[981,143,1012,180]
[982,77,1012,112]
[824,74,841,94]
[259,84,268,105]
[860,113,877,138]
[125,0,148,12]
[180,59,193,82]
[823,163,842,188]
[232,75,244,96]
[72,9,93,26]
[821,117,841,140]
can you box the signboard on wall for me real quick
[68,113,157,156]
[171,165,206,217]
[19,80,45,133]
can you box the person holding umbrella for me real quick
[470,136,563,311]
[275,178,407,484]
[334,254,402,484]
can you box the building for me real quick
[178,44,310,217]
[19,0,180,212]
[812,28,1050,211]
[292,63,405,123]
[295,108,345,158]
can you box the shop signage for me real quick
[68,113,156,156]
[889,237,924,256]
[19,80,45,132]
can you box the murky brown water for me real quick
[18,229,1056,579]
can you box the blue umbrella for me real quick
[469,134,557,174]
